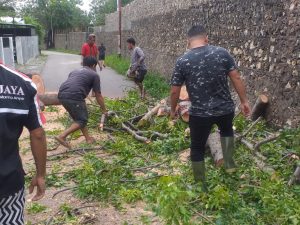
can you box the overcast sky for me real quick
[78,0,92,12]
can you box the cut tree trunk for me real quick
[30,74,45,95]
[39,93,61,106]
[207,132,224,167]
[251,94,269,121]
[157,106,171,117]
[137,103,161,127]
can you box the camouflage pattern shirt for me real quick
[171,45,236,117]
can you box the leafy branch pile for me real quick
[41,88,300,225]
[38,56,300,224]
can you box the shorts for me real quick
[99,55,105,60]
[60,99,88,128]
[134,69,147,83]
[0,188,25,225]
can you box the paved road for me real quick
[41,51,135,98]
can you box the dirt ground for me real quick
[20,106,159,225]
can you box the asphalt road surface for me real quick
[41,51,135,98]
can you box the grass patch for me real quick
[48,48,80,55]
[106,54,170,99]
[27,203,47,214]
[105,54,130,75]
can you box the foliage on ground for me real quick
[35,88,300,225]
[26,54,300,224]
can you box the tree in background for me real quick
[0,0,16,18]
[89,0,133,25]
[20,0,90,48]
[24,16,45,47]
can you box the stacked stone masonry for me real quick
[57,0,300,127]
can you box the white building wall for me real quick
[16,36,39,65]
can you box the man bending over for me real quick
[56,56,107,149]
[126,37,147,99]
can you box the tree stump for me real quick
[251,95,269,121]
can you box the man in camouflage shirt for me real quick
[170,25,250,190]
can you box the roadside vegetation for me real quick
[26,54,300,224]
[106,54,170,98]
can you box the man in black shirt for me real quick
[56,56,107,148]
[0,62,47,224]
[170,25,251,190]
[98,43,106,71]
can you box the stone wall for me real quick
[57,0,300,127]
[54,32,87,53]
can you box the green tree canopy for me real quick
[89,0,133,25]
[0,0,16,17]
[21,0,90,31]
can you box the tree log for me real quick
[30,74,45,95]
[39,93,61,106]
[207,132,224,167]
[251,95,269,121]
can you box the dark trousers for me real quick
[189,112,234,162]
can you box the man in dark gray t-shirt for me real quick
[56,56,107,149]
[170,25,251,191]
[126,37,147,99]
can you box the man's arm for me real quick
[95,92,107,114]
[29,127,47,201]
[81,44,86,65]
[229,70,251,116]
[170,86,182,119]
[24,88,47,201]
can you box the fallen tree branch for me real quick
[52,186,77,199]
[46,204,98,225]
[254,134,280,152]
[122,123,150,143]
[47,146,105,159]
[238,117,263,140]
[109,111,151,143]
[137,103,162,127]
[120,174,164,183]
[136,130,168,139]
[131,160,169,172]
[253,155,275,175]
[192,210,214,224]
[128,114,146,123]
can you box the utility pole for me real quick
[117,0,122,57]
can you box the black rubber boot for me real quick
[221,137,237,173]
[191,161,207,192]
